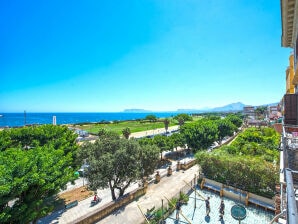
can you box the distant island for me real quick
[123,109,152,113]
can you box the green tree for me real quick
[180,120,218,151]
[153,135,170,160]
[255,106,267,119]
[138,137,153,146]
[0,125,78,224]
[216,119,236,143]
[145,114,158,122]
[178,117,185,127]
[140,144,160,177]
[226,114,243,128]
[163,118,170,133]
[98,128,119,140]
[122,127,131,139]
[169,133,185,150]
[174,113,193,122]
[77,133,159,200]
[174,114,192,127]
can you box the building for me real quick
[268,105,280,120]
[286,54,295,94]
[243,106,255,119]
[278,1,298,223]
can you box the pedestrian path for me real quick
[38,164,199,224]
[129,125,179,139]
[96,165,199,224]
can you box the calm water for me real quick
[0,112,183,127]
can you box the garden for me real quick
[196,127,280,198]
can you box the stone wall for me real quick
[180,159,196,170]
[201,178,274,210]
[74,186,147,224]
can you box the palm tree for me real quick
[178,118,185,127]
[122,127,131,139]
[255,106,267,120]
[164,118,170,133]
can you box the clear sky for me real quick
[0,0,292,112]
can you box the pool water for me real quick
[165,188,276,224]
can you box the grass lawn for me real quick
[75,120,179,135]
[69,116,202,135]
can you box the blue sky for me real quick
[0,0,292,112]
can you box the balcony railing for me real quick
[281,123,298,224]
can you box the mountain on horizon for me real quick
[124,102,279,113]
[210,102,246,112]
[177,102,245,113]
[177,101,278,113]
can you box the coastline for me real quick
[0,112,183,128]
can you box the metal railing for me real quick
[280,123,298,224]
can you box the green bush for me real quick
[196,127,280,198]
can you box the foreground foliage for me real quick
[0,125,78,223]
[196,127,280,198]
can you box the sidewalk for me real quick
[38,164,199,224]
[96,165,199,224]
[129,125,179,139]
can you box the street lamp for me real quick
[231,185,247,224]
[82,168,85,186]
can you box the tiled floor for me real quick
[165,188,276,224]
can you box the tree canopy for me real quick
[255,106,267,119]
[228,127,280,162]
[77,132,159,200]
[225,114,243,128]
[215,119,236,143]
[145,114,158,122]
[122,127,131,139]
[180,120,218,151]
[173,113,192,122]
[0,125,78,223]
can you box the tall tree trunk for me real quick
[110,187,116,200]
[119,188,125,197]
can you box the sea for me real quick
[0,112,184,128]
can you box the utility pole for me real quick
[24,110,26,126]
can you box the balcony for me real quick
[279,124,298,223]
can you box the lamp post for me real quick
[231,184,247,224]
[82,169,85,186]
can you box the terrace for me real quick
[165,188,276,224]
[277,124,298,223]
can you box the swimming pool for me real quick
[165,188,276,224]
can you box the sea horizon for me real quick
[0,111,186,128]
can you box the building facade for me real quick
[279,1,298,223]
[243,106,255,119]
[286,54,295,94]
